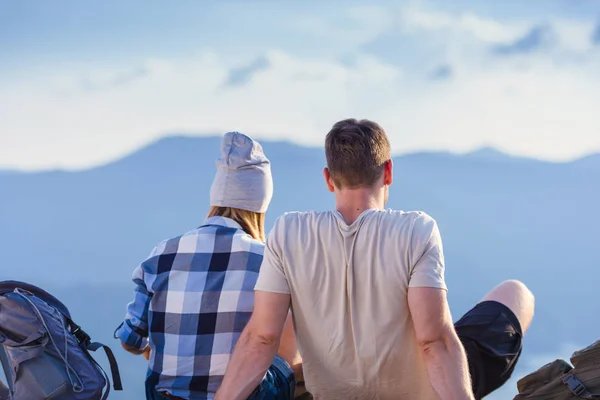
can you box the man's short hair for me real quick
[325,118,391,189]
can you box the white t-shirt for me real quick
[255,209,447,400]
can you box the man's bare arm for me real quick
[408,287,474,400]
[215,291,291,400]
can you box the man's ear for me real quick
[383,159,393,186]
[323,168,336,193]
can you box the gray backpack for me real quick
[0,281,122,400]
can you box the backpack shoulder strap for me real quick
[87,342,123,392]
[0,345,12,395]
[68,321,123,394]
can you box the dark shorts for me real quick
[455,300,523,400]
[145,355,295,400]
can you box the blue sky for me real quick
[1,0,600,169]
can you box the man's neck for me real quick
[335,187,385,225]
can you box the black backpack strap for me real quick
[87,342,123,392]
[69,321,123,394]
[0,345,12,396]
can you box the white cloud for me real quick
[397,5,524,43]
[551,18,598,53]
[1,2,599,170]
[283,4,394,51]
[0,51,403,170]
[397,56,600,159]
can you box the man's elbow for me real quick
[416,329,457,355]
[418,337,448,357]
[242,326,281,350]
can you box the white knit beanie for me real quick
[209,132,273,213]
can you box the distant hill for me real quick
[464,146,537,163]
[1,135,598,399]
[466,146,511,159]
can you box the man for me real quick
[116,132,301,399]
[216,119,535,400]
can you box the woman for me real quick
[115,132,301,399]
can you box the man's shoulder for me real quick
[267,211,336,246]
[370,210,440,245]
[273,210,437,228]
[274,210,335,227]
[376,209,437,225]
[382,210,440,247]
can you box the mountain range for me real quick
[1,135,598,399]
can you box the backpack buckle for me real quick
[562,373,590,397]
[71,325,91,345]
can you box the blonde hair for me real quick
[207,206,266,242]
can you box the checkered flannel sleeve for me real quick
[115,254,155,350]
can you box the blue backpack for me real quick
[0,281,122,399]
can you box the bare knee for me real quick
[486,280,534,300]
[482,280,535,334]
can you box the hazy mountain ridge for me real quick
[1,135,598,399]
[1,136,598,175]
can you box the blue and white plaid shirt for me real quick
[115,216,265,399]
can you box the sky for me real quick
[1,0,600,170]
